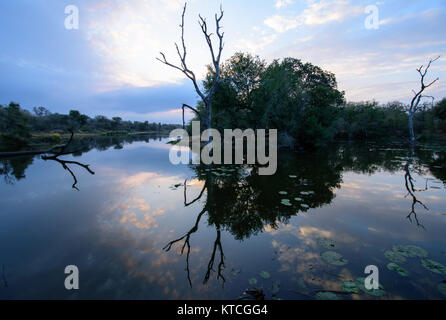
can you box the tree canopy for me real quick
[190,52,445,148]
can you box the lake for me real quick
[0,135,445,299]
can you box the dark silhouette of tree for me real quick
[157,2,224,131]
[408,56,440,144]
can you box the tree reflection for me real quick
[0,156,34,184]
[164,142,446,286]
[0,133,165,189]
[164,148,346,287]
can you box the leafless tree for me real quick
[408,56,440,144]
[157,2,224,131]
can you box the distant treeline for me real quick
[0,103,181,149]
[192,52,446,148]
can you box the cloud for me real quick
[85,0,179,88]
[265,0,363,33]
[264,15,301,33]
[119,198,165,229]
[267,3,446,103]
[89,81,197,115]
[84,0,205,90]
[1,0,445,117]
[234,34,278,54]
[275,0,294,9]
[121,172,160,188]
[161,0,192,10]
[301,0,363,26]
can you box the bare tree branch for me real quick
[182,104,202,129]
[408,56,440,143]
[157,3,207,103]
[157,2,225,130]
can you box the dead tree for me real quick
[157,2,224,131]
[408,56,440,144]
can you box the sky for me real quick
[0,0,445,123]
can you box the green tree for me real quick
[0,102,31,148]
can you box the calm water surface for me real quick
[0,135,445,299]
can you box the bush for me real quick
[33,133,62,144]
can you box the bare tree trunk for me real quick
[407,56,440,145]
[408,113,415,144]
[157,2,224,132]
[206,101,212,132]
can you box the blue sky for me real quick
[0,0,445,123]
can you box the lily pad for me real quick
[393,245,429,258]
[384,250,407,264]
[289,175,297,178]
[421,259,446,274]
[315,292,340,300]
[355,277,386,297]
[259,271,271,280]
[294,197,303,201]
[437,282,446,298]
[387,263,409,277]
[320,251,348,266]
[342,281,359,293]
[301,204,310,209]
[272,281,280,294]
[279,191,288,195]
[317,238,336,249]
[231,269,241,276]
[280,199,292,206]
[248,278,258,285]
